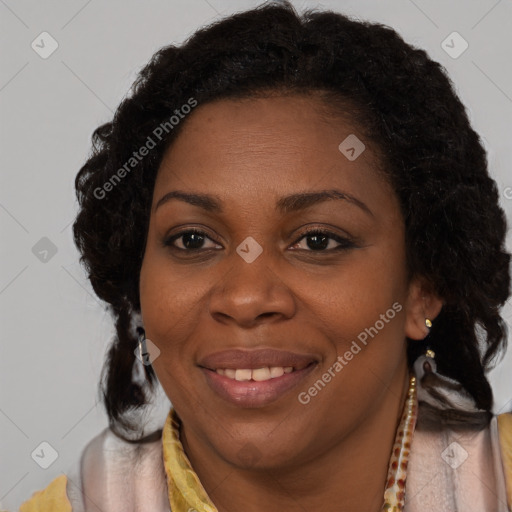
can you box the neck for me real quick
[180,368,410,512]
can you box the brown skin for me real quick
[139,94,443,512]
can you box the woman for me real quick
[18,1,512,511]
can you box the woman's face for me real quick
[139,94,432,469]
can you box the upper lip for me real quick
[197,348,318,371]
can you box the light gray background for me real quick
[1,0,511,509]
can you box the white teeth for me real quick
[215,366,295,381]
[269,366,284,378]
[235,369,252,381]
[224,368,236,379]
[252,367,271,381]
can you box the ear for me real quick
[404,277,443,340]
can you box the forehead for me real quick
[153,94,393,214]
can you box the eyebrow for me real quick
[154,189,373,217]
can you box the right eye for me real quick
[163,228,222,252]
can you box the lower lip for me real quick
[200,363,317,408]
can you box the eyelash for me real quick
[162,227,355,254]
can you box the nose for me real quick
[208,250,296,328]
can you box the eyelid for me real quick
[293,225,352,240]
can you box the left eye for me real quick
[290,230,355,252]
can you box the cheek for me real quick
[139,258,199,404]
[305,243,408,343]
[139,242,217,381]
[298,250,409,421]
[139,247,191,357]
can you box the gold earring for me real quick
[425,319,434,358]
[425,348,435,359]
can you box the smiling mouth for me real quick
[196,348,319,407]
[199,361,318,408]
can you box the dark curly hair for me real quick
[72,0,510,441]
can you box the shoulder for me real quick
[405,405,512,511]
[18,474,71,512]
[18,427,170,512]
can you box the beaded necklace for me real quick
[382,374,418,511]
